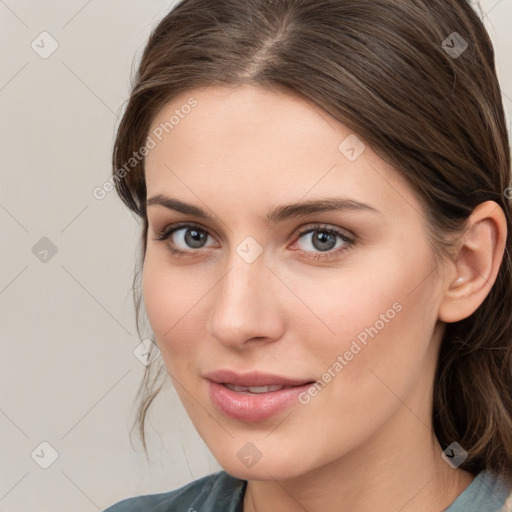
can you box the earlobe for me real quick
[438,201,507,323]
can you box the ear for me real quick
[438,200,508,323]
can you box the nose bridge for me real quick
[207,249,283,347]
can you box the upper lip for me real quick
[204,369,314,387]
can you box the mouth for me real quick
[222,383,303,393]
[204,370,316,422]
[203,369,314,387]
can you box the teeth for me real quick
[225,384,285,393]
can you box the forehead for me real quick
[144,84,425,223]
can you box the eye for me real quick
[154,222,355,261]
[154,223,217,256]
[292,224,354,260]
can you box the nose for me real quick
[206,254,285,350]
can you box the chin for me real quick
[213,449,314,482]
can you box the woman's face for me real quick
[143,85,446,480]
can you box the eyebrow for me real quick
[146,194,381,223]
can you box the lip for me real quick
[204,370,315,422]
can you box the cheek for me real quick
[284,257,427,351]
[142,253,205,363]
[326,302,435,454]
[286,265,438,460]
[296,243,438,387]
[142,257,176,339]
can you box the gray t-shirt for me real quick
[444,470,512,512]
[104,469,512,512]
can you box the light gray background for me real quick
[1,1,511,511]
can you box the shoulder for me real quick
[103,471,247,512]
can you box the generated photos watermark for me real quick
[298,301,403,405]
[93,97,198,201]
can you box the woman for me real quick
[104,0,512,510]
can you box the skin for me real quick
[142,84,507,512]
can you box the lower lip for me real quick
[207,381,313,422]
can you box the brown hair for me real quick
[112,0,512,483]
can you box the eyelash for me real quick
[154,222,355,261]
